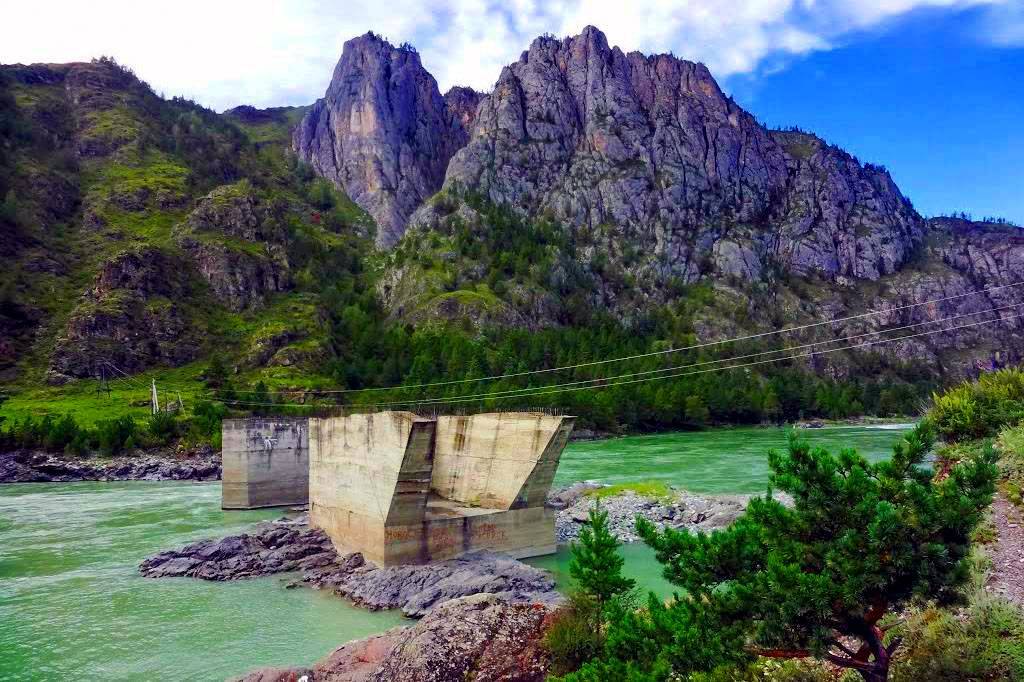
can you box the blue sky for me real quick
[725,5,1024,223]
[3,1,1022,223]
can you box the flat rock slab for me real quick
[140,516,559,617]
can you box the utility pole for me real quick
[151,379,160,414]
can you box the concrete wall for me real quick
[221,417,309,509]
[308,411,574,566]
[308,412,435,564]
[432,413,575,510]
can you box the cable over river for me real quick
[0,423,912,681]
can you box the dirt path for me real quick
[985,493,1024,606]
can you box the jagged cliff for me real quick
[432,27,921,285]
[293,33,480,247]
[1,27,1022,403]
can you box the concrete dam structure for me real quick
[308,411,575,566]
[221,417,309,509]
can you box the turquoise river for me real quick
[0,424,912,681]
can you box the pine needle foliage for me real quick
[569,504,636,606]
[564,422,998,682]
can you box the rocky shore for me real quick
[140,514,560,617]
[0,449,221,484]
[236,593,553,682]
[550,481,778,543]
[141,483,770,680]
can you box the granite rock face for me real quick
[435,26,922,286]
[293,33,476,248]
[235,593,553,682]
[47,246,203,382]
[174,183,292,311]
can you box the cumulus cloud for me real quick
[0,0,1015,111]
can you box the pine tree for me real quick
[569,504,635,606]
[566,422,997,682]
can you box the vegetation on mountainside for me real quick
[0,57,968,452]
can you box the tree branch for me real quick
[829,639,860,659]
[750,647,811,659]
[886,636,904,656]
[824,652,875,673]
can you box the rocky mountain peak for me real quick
[425,25,921,287]
[293,32,466,247]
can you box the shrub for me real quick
[147,411,179,445]
[545,594,605,676]
[43,414,80,452]
[184,400,226,448]
[95,415,137,456]
[890,597,1024,682]
[929,368,1024,441]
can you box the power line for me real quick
[199,280,1024,398]
[340,302,1024,408]
[394,310,1022,407]
[211,309,1020,409]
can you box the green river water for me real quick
[0,424,912,681]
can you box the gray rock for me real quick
[293,33,479,248]
[0,449,221,484]
[234,593,553,682]
[435,26,922,288]
[554,487,791,544]
[140,518,560,617]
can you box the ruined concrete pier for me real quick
[308,411,574,566]
[221,417,309,509]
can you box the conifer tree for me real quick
[569,504,635,606]
[565,422,997,682]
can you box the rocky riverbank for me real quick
[142,484,771,681]
[235,593,553,682]
[140,514,560,617]
[550,481,781,543]
[0,448,221,483]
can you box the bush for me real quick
[185,400,226,448]
[147,411,179,445]
[95,415,137,456]
[545,594,604,676]
[890,597,1024,681]
[930,368,1024,441]
[42,414,80,452]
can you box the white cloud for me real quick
[0,0,1015,111]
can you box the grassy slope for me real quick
[0,69,376,426]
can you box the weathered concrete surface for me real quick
[432,413,574,509]
[222,418,309,509]
[309,412,574,565]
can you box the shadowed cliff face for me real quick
[435,26,921,284]
[292,33,480,248]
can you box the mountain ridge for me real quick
[0,29,1022,432]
